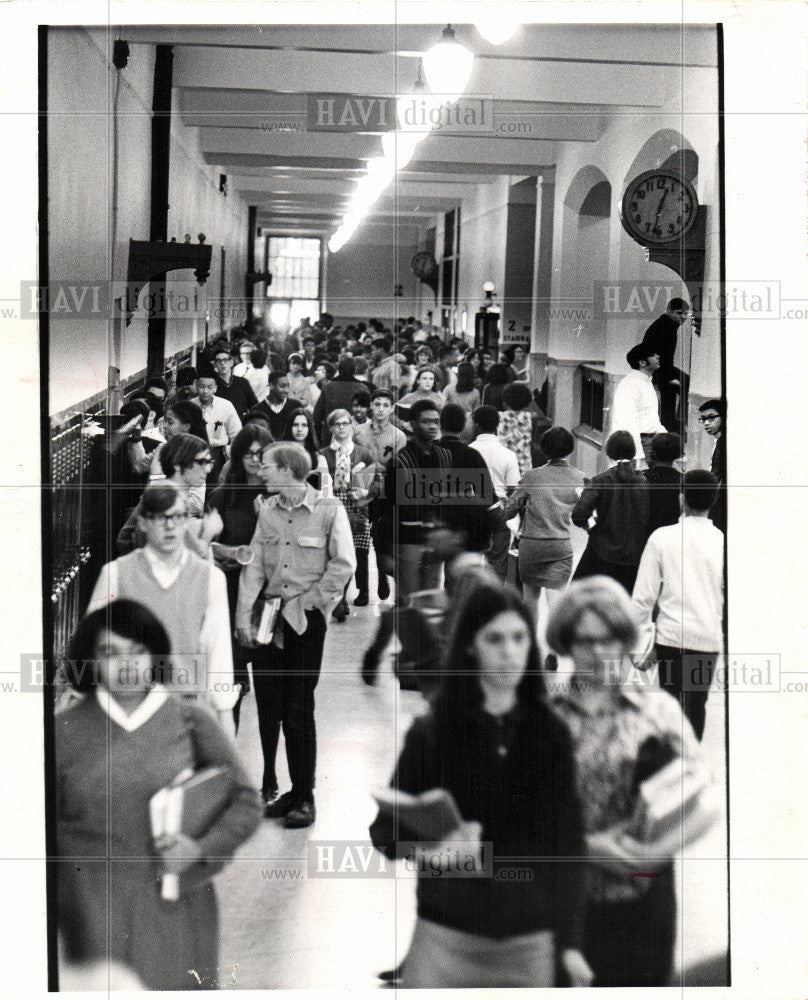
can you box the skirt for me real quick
[402,917,555,988]
[518,537,573,590]
[335,486,371,550]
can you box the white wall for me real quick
[456,177,511,338]
[325,223,419,321]
[48,29,154,413]
[47,28,251,415]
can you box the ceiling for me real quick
[122,23,718,238]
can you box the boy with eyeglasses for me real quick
[698,399,726,531]
[88,481,238,737]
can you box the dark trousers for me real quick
[654,367,690,432]
[487,507,512,579]
[655,644,717,740]
[583,866,676,987]
[224,569,251,734]
[251,610,327,801]
[573,541,640,594]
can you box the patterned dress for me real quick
[498,410,534,476]
[320,442,374,551]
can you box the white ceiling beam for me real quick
[174,46,669,107]
[125,24,718,68]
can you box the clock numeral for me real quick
[630,201,638,211]
[653,226,662,236]
[656,178,666,190]
[676,214,683,224]
[644,221,652,232]
[637,189,645,200]
[634,214,642,224]
[667,223,675,234]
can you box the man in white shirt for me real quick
[632,470,724,739]
[611,344,665,468]
[194,367,242,481]
[87,482,237,737]
[470,405,520,578]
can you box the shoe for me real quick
[353,593,369,607]
[284,799,316,828]
[377,964,404,983]
[377,576,390,601]
[262,787,280,809]
[361,648,380,686]
[332,600,348,623]
[264,790,297,819]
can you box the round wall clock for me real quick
[621,169,699,245]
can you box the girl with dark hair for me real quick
[442,361,480,415]
[116,434,222,556]
[56,599,261,991]
[283,407,332,494]
[165,398,209,443]
[128,397,208,487]
[571,431,649,592]
[369,578,592,989]
[497,381,535,476]
[207,424,273,731]
[481,363,511,410]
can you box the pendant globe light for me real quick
[475,14,521,45]
[396,61,441,139]
[422,25,474,103]
[381,128,420,170]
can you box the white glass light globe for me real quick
[475,14,521,45]
[381,129,420,170]
[422,26,474,103]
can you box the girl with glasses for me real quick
[116,434,222,558]
[319,409,376,616]
[207,425,273,733]
[547,576,705,987]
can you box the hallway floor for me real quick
[213,585,729,990]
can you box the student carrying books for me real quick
[55,600,261,991]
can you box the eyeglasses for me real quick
[331,420,351,428]
[699,415,720,423]
[246,448,264,458]
[144,512,189,526]
[214,357,232,364]
[194,456,215,467]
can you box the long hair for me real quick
[435,578,545,725]
[413,365,439,392]
[223,424,273,507]
[283,407,320,464]
[454,361,476,394]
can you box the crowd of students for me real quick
[55,312,726,989]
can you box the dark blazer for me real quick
[215,374,258,420]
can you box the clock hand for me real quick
[653,189,669,226]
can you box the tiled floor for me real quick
[215,557,729,989]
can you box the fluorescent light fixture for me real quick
[422,25,474,103]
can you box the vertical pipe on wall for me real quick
[146,44,173,373]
